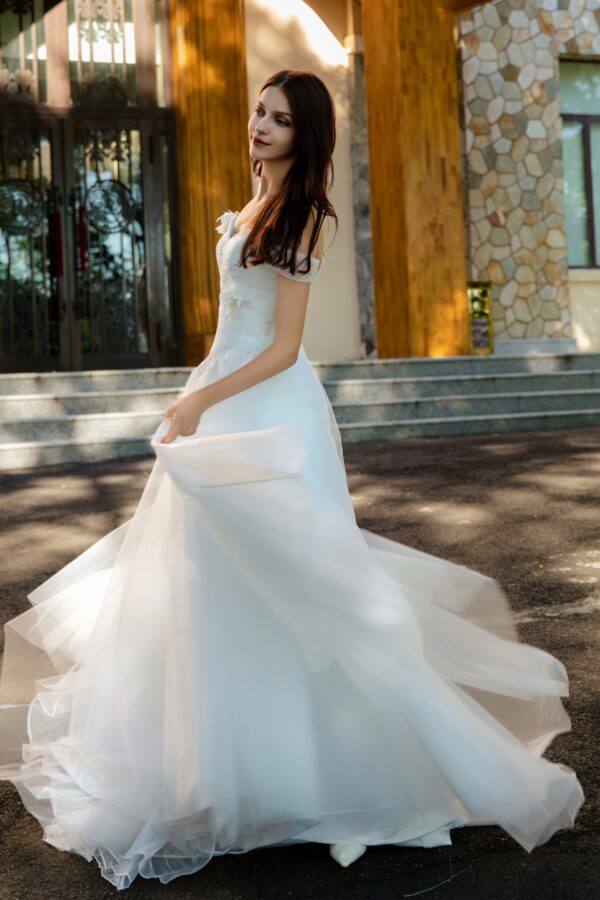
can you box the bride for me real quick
[0,69,584,891]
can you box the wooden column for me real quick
[362,0,471,357]
[168,0,251,365]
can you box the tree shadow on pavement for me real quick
[0,428,597,900]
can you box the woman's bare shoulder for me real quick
[301,208,325,261]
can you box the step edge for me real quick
[0,435,153,452]
[0,410,166,427]
[331,388,600,408]
[311,352,600,366]
[0,387,183,403]
[0,367,192,381]
[338,408,600,428]
[320,369,600,386]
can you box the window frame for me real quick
[562,112,600,269]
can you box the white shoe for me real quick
[329,842,367,867]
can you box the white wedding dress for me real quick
[0,209,585,890]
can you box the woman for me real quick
[0,69,584,890]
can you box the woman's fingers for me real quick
[160,420,180,444]
[160,394,203,444]
[160,416,197,444]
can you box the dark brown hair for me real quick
[239,69,338,277]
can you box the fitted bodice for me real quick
[210,209,321,355]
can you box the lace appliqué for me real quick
[219,289,253,320]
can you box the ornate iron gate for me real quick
[0,0,178,371]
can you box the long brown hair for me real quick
[239,69,338,277]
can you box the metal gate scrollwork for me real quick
[0,178,45,235]
[86,180,136,233]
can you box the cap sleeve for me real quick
[276,252,322,284]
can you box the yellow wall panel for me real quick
[362,0,471,357]
[168,0,251,365]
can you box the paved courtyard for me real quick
[0,427,598,900]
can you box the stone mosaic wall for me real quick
[459,0,600,343]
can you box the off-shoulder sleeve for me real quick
[276,253,322,284]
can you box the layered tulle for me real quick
[0,333,584,890]
[0,199,586,888]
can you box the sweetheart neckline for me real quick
[226,211,321,266]
[228,211,250,240]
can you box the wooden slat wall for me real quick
[362,0,470,357]
[447,1,491,14]
[168,0,251,365]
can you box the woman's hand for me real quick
[160,390,208,444]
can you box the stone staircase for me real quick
[1,352,600,469]
[0,369,187,470]
[315,352,600,440]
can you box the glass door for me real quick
[0,115,67,371]
[65,116,174,369]
[0,0,178,372]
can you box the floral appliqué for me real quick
[220,293,252,320]
[215,210,253,320]
[215,209,252,319]
[215,210,238,236]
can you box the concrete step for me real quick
[313,352,600,380]
[6,371,600,418]
[0,411,165,444]
[3,406,600,469]
[338,408,600,441]
[331,388,600,424]
[0,367,191,395]
[0,387,181,419]
[0,436,153,470]
[322,369,600,402]
[4,352,600,395]
[7,369,600,421]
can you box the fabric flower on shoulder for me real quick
[215,210,237,235]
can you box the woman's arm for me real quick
[160,218,322,444]
[159,279,309,444]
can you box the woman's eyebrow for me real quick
[257,103,293,118]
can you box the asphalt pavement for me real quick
[0,427,598,900]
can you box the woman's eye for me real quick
[253,107,288,126]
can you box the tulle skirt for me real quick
[0,337,585,890]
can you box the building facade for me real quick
[459,0,600,355]
[1,0,598,375]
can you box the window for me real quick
[560,59,600,268]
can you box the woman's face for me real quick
[248,85,296,162]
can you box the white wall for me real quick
[244,0,362,362]
[568,270,600,352]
